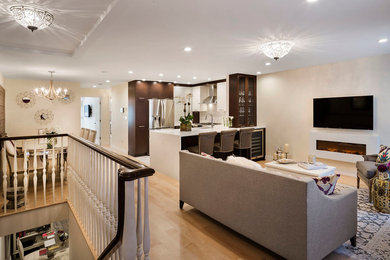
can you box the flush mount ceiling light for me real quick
[9,5,54,32]
[260,40,295,60]
[35,71,67,101]
[378,38,388,43]
[184,47,192,52]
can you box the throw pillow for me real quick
[201,152,215,159]
[313,174,340,195]
[377,145,390,163]
[226,155,263,171]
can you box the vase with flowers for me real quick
[372,163,390,213]
[46,127,59,149]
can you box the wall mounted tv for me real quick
[313,95,373,130]
[84,104,92,117]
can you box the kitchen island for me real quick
[149,125,265,179]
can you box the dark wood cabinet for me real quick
[229,74,257,127]
[128,80,173,156]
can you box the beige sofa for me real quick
[179,151,357,260]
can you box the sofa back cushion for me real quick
[226,155,263,171]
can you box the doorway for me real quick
[81,97,101,145]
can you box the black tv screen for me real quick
[84,105,92,117]
[313,95,373,130]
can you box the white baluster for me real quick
[60,137,64,200]
[136,178,143,260]
[33,139,38,206]
[143,177,151,260]
[2,144,8,214]
[42,146,47,205]
[13,141,18,211]
[119,181,137,259]
[52,143,56,202]
[23,141,28,208]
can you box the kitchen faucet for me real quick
[206,113,214,127]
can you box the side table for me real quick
[372,172,390,214]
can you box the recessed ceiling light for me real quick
[174,81,177,83]
[193,76,197,79]
[257,72,262,75]
[159,73,164,77]
[106,80,110,83]
[207,78,211,81]
[142,79,146,81]
[184,47,192,52]
[177,75,181,78]
[159,80,162,82]
[265,62,271,66]
[187,81,191,84]
[93,85,97,88]
[307,0,318,3]
[378,38,388,43]
[128,70,133,74]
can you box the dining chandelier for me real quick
[9,5,54,32]
[260,40,295,60]
[35,71,68,101]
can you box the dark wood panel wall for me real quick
[128,81,173,156]
[0,86,5,136]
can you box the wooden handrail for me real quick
[0,134,148,171]
[0,133,155,259]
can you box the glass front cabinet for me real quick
[229,74,257,127]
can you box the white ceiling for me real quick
[0,0,389,87]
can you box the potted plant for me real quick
[179,114,193,131]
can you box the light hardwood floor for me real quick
[144,159,365,260]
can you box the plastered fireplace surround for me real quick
[310,130,380,163]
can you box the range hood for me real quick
[201,84,217,104]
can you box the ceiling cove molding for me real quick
[0,41,73,56]
[72,0,120,56]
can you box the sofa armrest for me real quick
[307,184,357,259]
[363,154,377,162]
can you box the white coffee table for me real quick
[265,161,336,178]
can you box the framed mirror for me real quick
[16,91,36,108]
[57,90,75,104]
[34,109,54,125]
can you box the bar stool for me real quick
[234,128,254,159]
[214,130,238,160]
[187,131,218,155]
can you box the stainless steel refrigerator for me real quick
[149,99,174,129]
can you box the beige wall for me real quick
[257,54,390,161]
[0,72,4,87]
[4,79,111,146]
[110,82,128,153]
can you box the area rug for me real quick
[334,187,390,260]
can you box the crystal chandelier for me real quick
[35,71,68,101]
[260,40,295,60]
[9,5,54,32]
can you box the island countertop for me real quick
[149,125,266,137]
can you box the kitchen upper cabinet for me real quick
[229,74,257,127]
[217,81,227,112]
[192,86,201,111]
